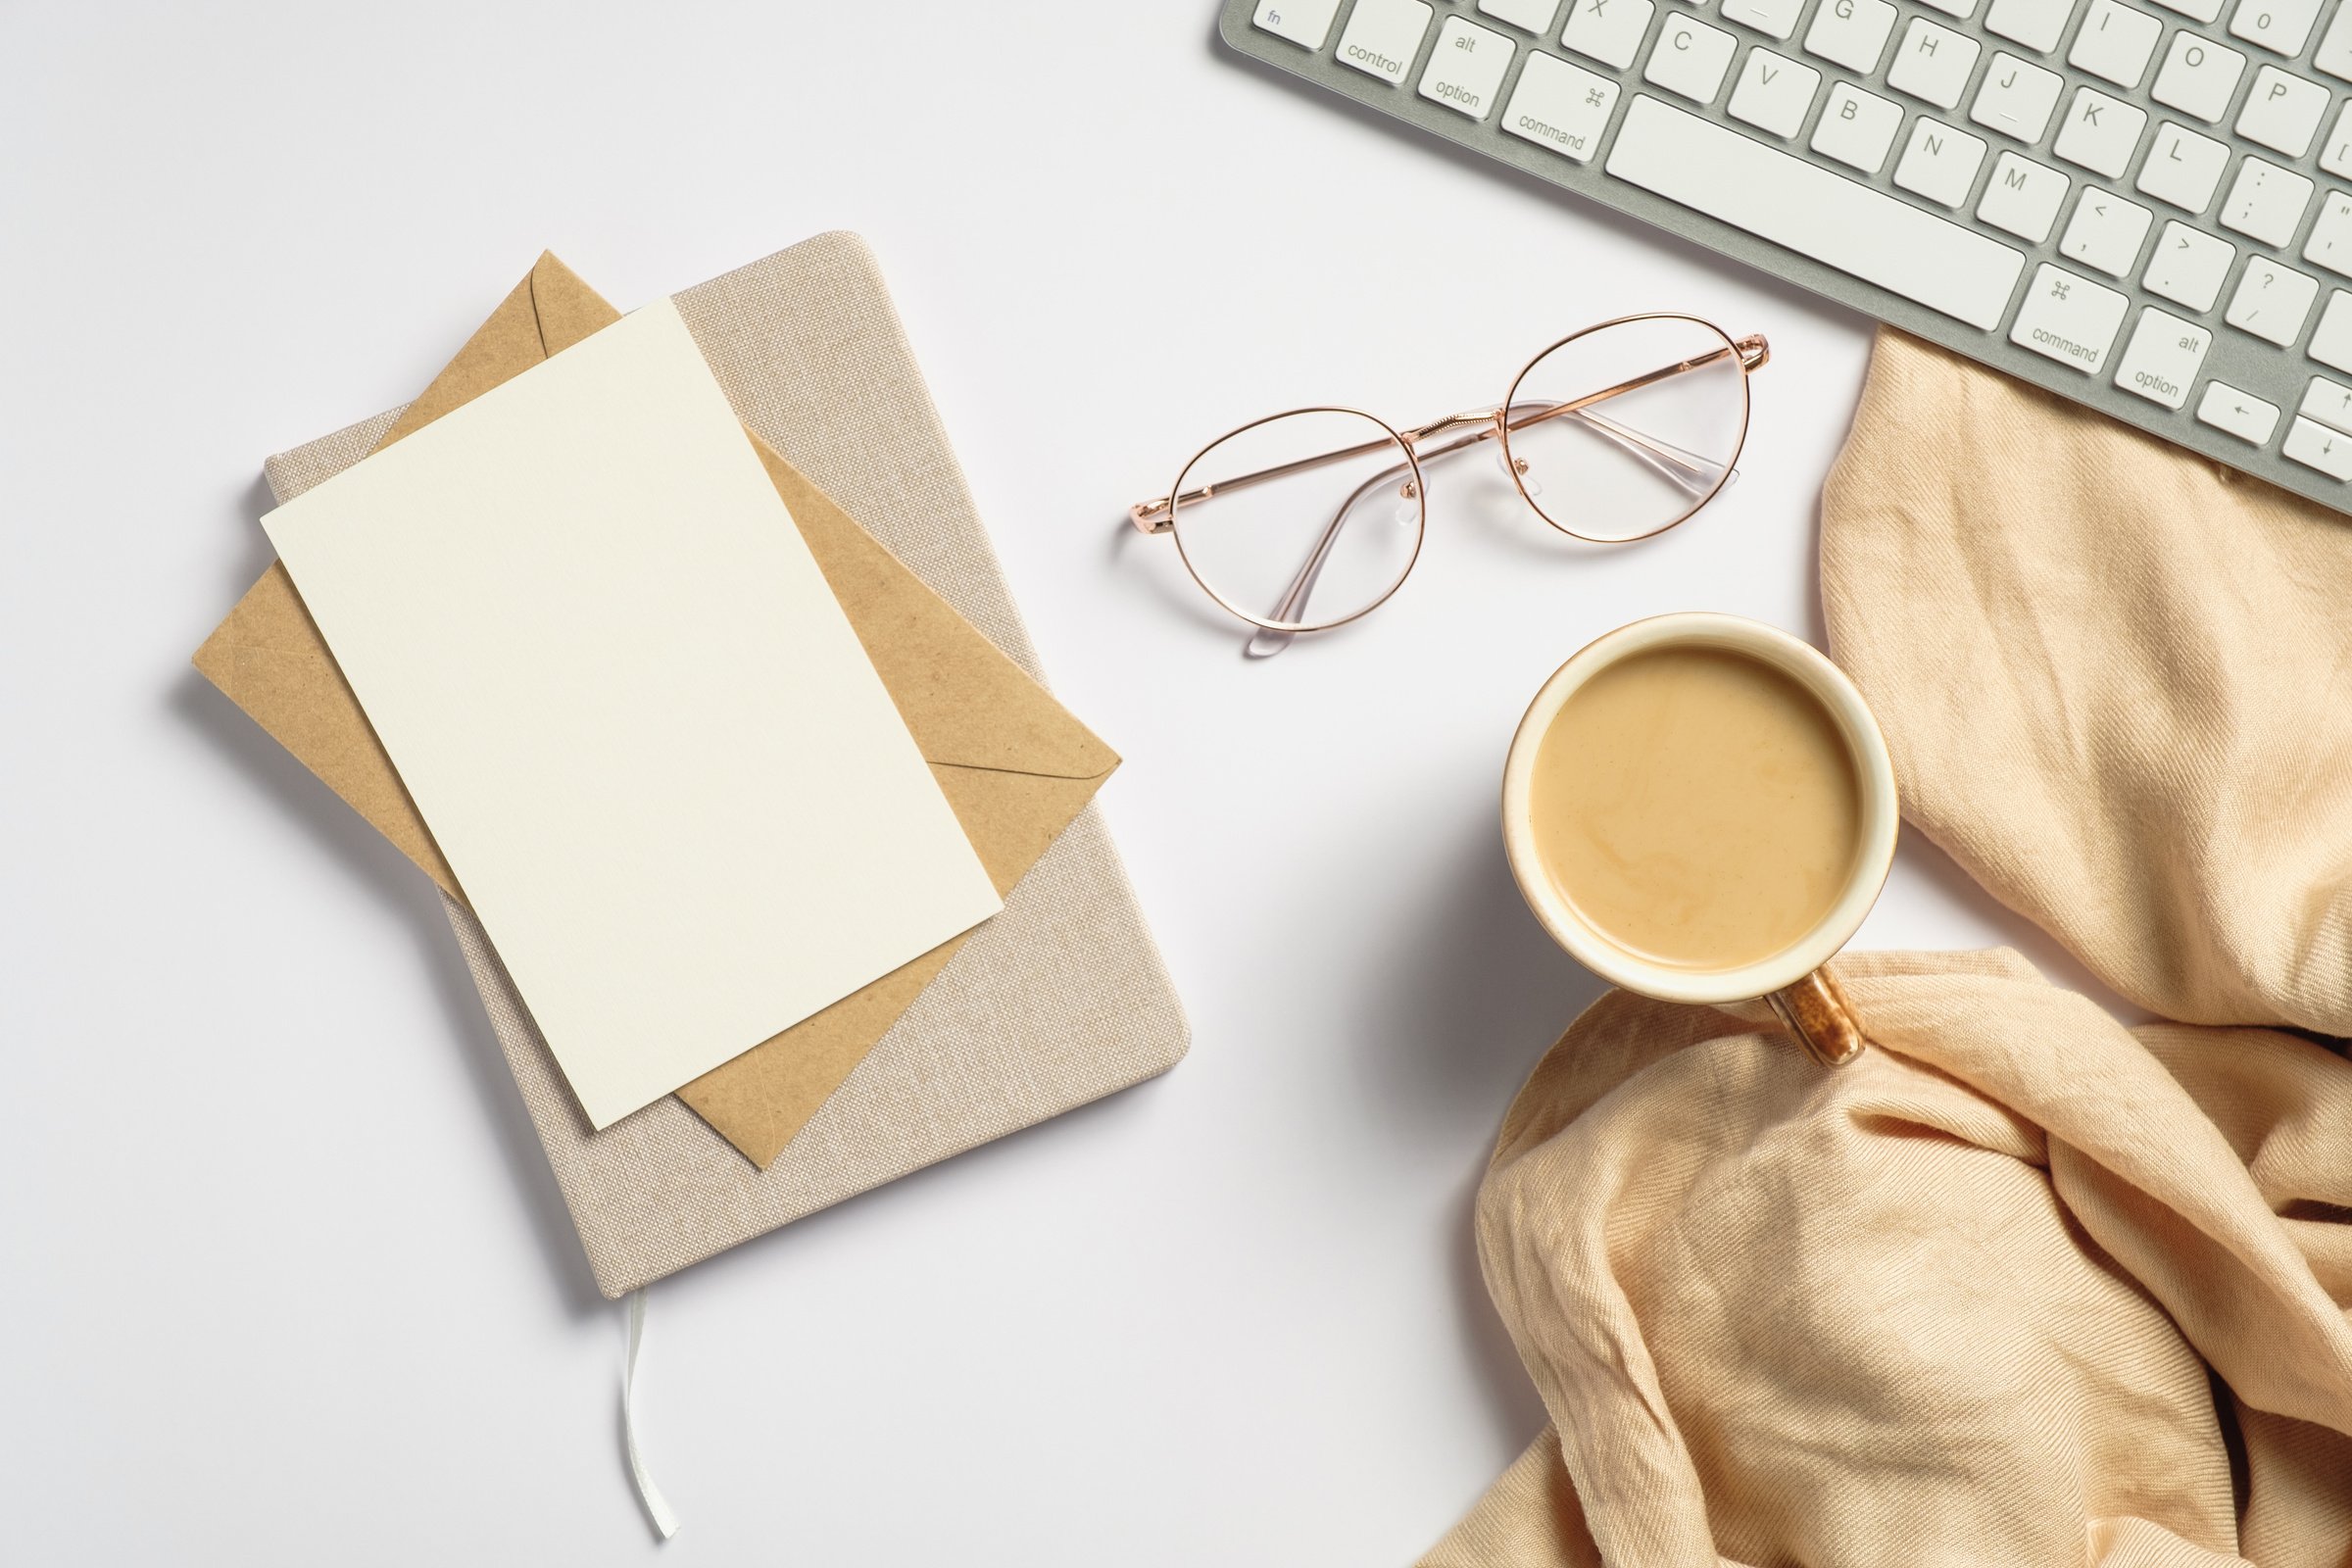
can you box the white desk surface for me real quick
[1,4,2119,1561]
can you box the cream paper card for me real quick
[262,297,1002,1129]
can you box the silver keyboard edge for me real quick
[1217,0,2352,518]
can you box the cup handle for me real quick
[1767,967,1866,1067]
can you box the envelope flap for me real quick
[377,254,612,448]
[192,560,461,893]
[751,441,1118,781]
[189,255,612,902]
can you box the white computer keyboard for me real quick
[1223,0,2352,514]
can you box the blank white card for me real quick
[265,298,1001,1129]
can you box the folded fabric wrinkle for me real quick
[1824,328,2352,1040]
[1423,951,2352,1568]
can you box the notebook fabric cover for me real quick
[262,233,1189,1298]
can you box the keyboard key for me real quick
[2306,191,2352,277]
[2229,0,2322,56]
[2062,188,2156,274]
[2143,221,2236,310]
[2152,31,2246,123]
[1888,19,1982,110]
[1972,52,2065,141]
[1502,51,1622,161]
[2114,306,2212,408]
[1725,47,1822,139]
[1986,0,2079,52]
[2197,381,2281,442]
[1812,81,1906,172]
[1252,0,1345,49]
[2323,104,2352,177]
[2299,375,2352,433]
[1895,118,1990,207]
[1720,0,1805,39]
[2319,7,2352,83]
[1419,16,1515,117]
[1979,152,2073,242]
[1477,0,1562,33]
[1242,0,2352,508]
[2218,157,2312,247]
[1803,0,1897,74]
[2070,0,2164,89]
[2053,87,2148,177]
[2283,416,2352,479]
[2137,122,2230,213]
[1605,95,2028,328]
[1562,0,1654,70]
[2227,256,2320,344]
[1338,0,1434,84]
[2010,263,2132,372]
[1643,14,1738,103]
[2235,67,2329,159]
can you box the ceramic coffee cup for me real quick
[1500,612,1899,1066]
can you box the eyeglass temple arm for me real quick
[1129,336,1764,533]
[1401,398,1737,495]
[1244,420,1512,654]
[1493,337,1763,451]
[1257,449,1444,633]
[1246,407,1703,654]
[1568,407,1738,494]
[1248,389,1745,657]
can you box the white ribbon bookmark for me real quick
[624,1289,681,1541]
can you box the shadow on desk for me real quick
[172,481,610,1319]
[1352,808,1605,1464]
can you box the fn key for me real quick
[1251,0,1345,49]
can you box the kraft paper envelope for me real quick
[194,253,1118,1168]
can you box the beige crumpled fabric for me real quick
[1820,331,2352,1037]
[1424,951,2352,1568]
[1423,332,2352,1566]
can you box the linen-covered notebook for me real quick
[225,234,1188,1296]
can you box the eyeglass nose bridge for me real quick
[1401,405,1509,446]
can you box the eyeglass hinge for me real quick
[1737,333,1771,371]
[1130,500,1175,535]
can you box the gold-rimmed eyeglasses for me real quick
[1129,314,1768,658]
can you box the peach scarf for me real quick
[1424,332,2352,1567]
